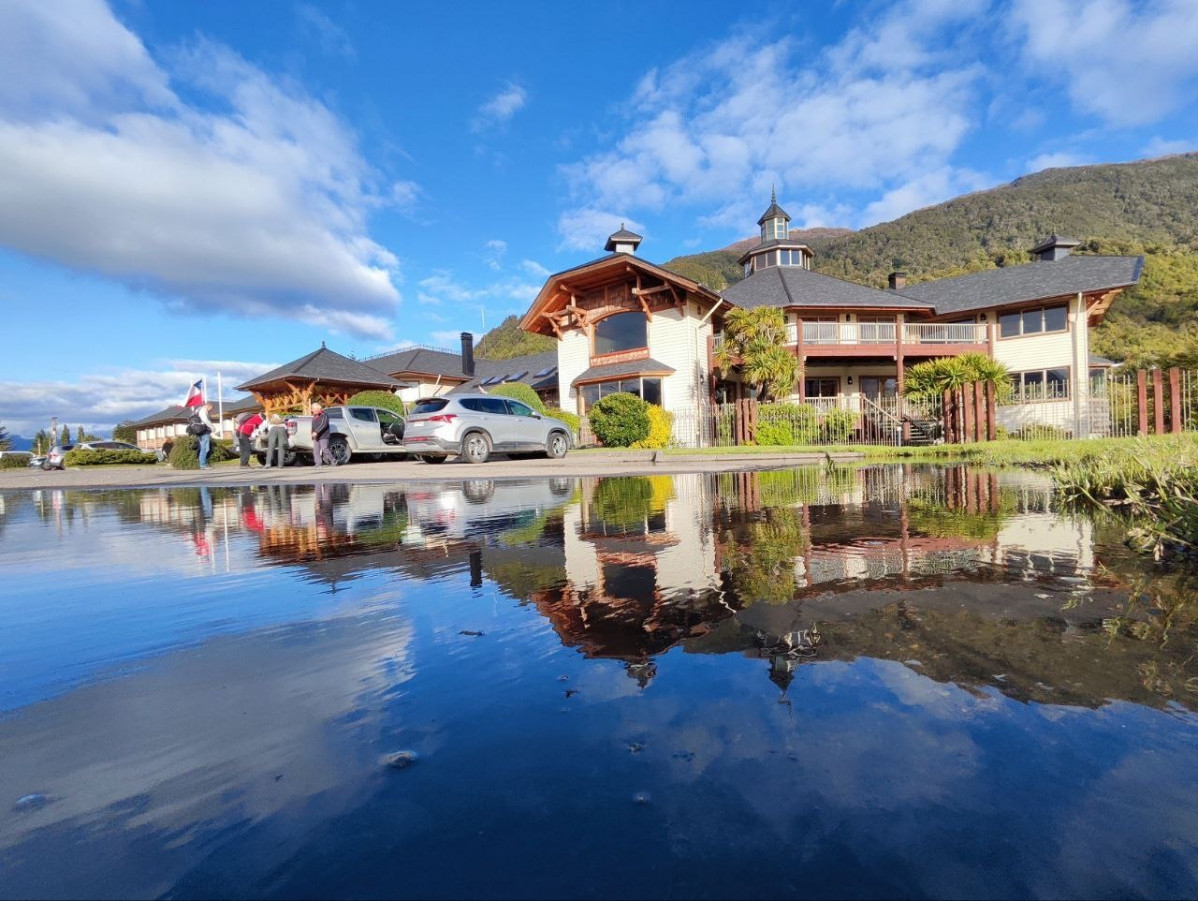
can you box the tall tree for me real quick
[113,421,138,444]
[0,421,10,451]
[33,429,47,454]
[713,307,799,402]
[60,425,70,446]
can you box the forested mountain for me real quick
[474,315,554,360]
[477,154,1198,366]
[663,153,1198,367]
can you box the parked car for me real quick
[251,405,405,466]
[27,454,46,468]
[75,440,141,452]
[42,444,74,470]
[403,394,572,464]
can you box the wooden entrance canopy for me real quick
[236,345,405,415]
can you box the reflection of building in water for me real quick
[529,474,727,675]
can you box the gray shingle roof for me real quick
[572,357,675,385]
[238,346,404,391]
[367,347,472,380]
[128,405,192,428]
[721,266,933,310]
[898,255,1144,315]
[453,351,560,393]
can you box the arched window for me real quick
[594,312,647,356]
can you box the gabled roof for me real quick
[898,255,1144,315]
[128,405,192,428]
[367,346,471,381]
[521,253,723,335]
[572,357,675,386]
[237,346,404,391]
[721,266,933,311]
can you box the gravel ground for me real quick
[0,450,861,491]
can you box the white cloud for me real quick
[0,359,277,435]
[520,259,551,279]
[296,3,355,59]
[557,209,646,253]
[1141,136,1197,158]
[431,330,476,347]
[1027,152,1092,173]
[558,3,988,242]
[0,0,402,340]
[861,167,992,225]
[1008,0,1198,127]
[389,179,421,212]
[483,239,508,271]
[472,83,527,132]
[416,271,481,306]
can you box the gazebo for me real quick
[237,344,407,415]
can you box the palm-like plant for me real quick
[714,307,799,402]
[903,352,1012,402]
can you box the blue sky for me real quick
[1,0,1196,435]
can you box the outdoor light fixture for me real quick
[847,376,854,385]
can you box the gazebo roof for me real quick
[237,345,405,392]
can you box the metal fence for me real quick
[575,368,1198,448]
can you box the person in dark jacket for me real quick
[311,403,334,467]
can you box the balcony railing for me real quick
[714,322,988,350]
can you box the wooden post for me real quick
[985,381,997,441]
[942,388,953,444]
[1153,368,1165,435]
[1170,367,1183,434]
[962,382,976,444]
[973,381,985,442]
[1137,370,1149,436]
[748,398,758,444]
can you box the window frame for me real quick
[998,304,1069,339]
[592,311,648,358]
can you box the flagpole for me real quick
[217,371,224,438]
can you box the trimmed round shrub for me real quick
[488,382,546,413]
[631,405,675,449]
[589,393,651,447]
[347,390,406,417]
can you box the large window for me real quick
[580,376,662,412]
[999,304,1068,338]
[804,377,839,397]
[594,312,647,356]
[1010,368,1070,401]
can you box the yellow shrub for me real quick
[630,405,675,449]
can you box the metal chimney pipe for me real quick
[460,332,475,377]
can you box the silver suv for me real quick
[403,394,572,464]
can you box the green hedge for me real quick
[0,453,32,469]
[63,448,159,466]
[167,437,235,469]
[347,390,406,417]
[545,406,580,438]
[488,382,545,413]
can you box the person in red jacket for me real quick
[237,411,265,468]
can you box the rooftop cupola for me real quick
[757,186,790,242]
[738,189,812,276]
[605,224,643,255]
[1030,235,1081,262]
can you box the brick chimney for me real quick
[460,332,475,377]
[888,271,907,291]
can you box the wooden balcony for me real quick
[714,322,990,359]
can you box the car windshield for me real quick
[412,399,450,414]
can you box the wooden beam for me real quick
[631,284,673,297]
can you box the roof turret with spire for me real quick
[604,223,643,255]
[738,188,813,275]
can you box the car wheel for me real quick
[41,460,53,471]
[254,453,267,466]
[416,454,447,464]
[461,431,491,464]
[283,448,299,467]
[462,479,494,503]
[545,431,569,459]
[366,452,385,462]
[329,437,351,466]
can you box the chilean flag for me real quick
[182,379,204,408]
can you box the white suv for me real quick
[403,394,572,464]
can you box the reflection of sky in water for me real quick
[0,469,1195,899]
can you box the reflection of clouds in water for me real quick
[0,613,414,897]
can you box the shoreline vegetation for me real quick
[657,434,1198,557]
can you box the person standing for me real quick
[263,413,287,469]
[196,402,215,469]
[237,411,265,468]
[311,403,333,467]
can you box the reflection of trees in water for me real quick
[719,507,808,606]
[590,476,675,534]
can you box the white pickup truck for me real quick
[253,404,406,466]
